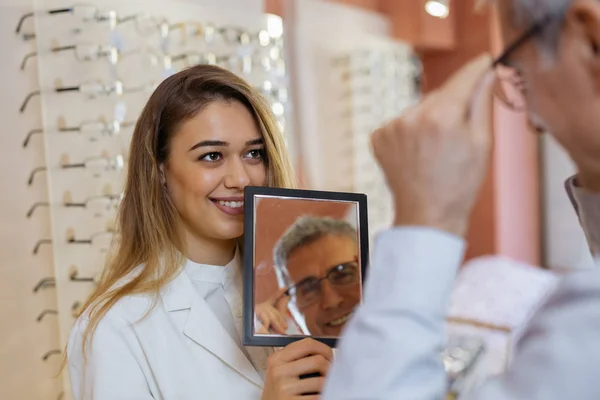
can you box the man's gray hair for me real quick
[512,0,570,49]
[272,215,358,286]
[483,0,572,53]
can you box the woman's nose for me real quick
[224,159,251,188]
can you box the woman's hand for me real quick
[256,288,290,335]
[261,338,333,400]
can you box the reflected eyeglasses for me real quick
[284,261,359,308]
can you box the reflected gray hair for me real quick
[272,216,357,286]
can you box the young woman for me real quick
[67,64,333,399]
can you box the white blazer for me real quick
[67,261,274,400]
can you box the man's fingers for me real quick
[272,309,288,334]
[441,53,493,108]
[271,286,289,301]
[274,292,290,314]
[257,310,271,329]
[257,325,268,334]
[469,70,496,143]
[259,308,287,334]
[371,123,396,165]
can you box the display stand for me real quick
[331,44,421,239]
[24,1,291,397]
[286,0,421,240]
[5,4,63,399]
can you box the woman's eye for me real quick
[247,149,264,159]
[199,152,222,162]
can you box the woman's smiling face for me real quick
[162,99,267,242]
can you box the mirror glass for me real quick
[251,194,364,340]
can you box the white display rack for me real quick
[331,44,422,240]
[20,1,291,397]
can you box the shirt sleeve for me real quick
[467,268,600,400]
[565,176,600,261]
[322,224,600,400]
[322,226,466,400]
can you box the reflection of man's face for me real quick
[285,234,360,336]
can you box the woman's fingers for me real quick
[278,354,330,378]
[271,338,334,365]
[262,339,333,400]
[286,376,325,398]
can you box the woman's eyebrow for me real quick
[246,138,264,146]
[188,140,228,152]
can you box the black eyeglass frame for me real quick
[492,8,567,67]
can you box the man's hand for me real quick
[371,54,496,237]
[256,288,290,334]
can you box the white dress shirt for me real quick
[322,178,600,400]
[184,254,257,372]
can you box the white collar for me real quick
[184,248,240,286]
[161,247,241,311]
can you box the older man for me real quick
[259,216,361,337]
[322,1,600,399]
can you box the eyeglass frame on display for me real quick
[23,118,135,148]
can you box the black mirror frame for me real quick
[242,185,369,348]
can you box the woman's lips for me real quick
[211,198,244,216]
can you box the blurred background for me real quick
[0,0,592,398]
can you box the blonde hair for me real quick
[64,64,296,366]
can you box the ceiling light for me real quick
[425,0,450,19]
[266,14,283,38]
